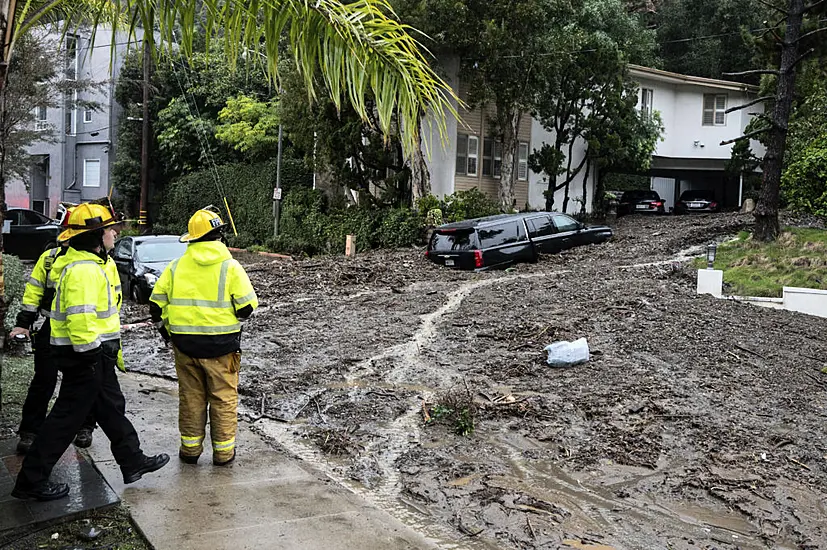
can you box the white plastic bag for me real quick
[544,338,589,367]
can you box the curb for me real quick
[227,247,292,260]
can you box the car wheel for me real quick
[42,240,58,252]
[131,281,146,303]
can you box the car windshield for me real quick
[622,190,659,201]
[680,190,714,200]
[431,229,477,251]
[135,240,187,262]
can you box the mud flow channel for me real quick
[123,213,827,549]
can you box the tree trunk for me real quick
[410,119,431,204]
[593,165,607,220]
[754,0,805,241]
[580,157,591,217]
[498,107,520,212]
[544,178,555,212]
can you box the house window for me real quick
[483,138,493,176]
[482,139,504,178]
[466,136,479,176]
[456,133,480,176]
[32,200,46,214]
[456,134,467,175]
[493,142,502,178]
[703,94,727,126]
[517,142,529,181]
[83,159,101,187]
[65,35,78,80]
[641,88,654,117]
[65,98,76,135]
[35,106,47,130]
[83,109,93,123]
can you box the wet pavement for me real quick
[87,373,442,550]
[0,438,119,532]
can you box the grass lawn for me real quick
[694,227,827,297]
[0,353,34,439]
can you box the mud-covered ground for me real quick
[123,212,827,550]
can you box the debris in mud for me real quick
[122,212,827,550]
[304,426,362,456]
[544,337,590,367]
[424,386,478,436]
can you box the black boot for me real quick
[178,451,199,465]
[121,453,170,484]
[213,450,236,466]
[12,480,70,501]
[16,432,36,455]
[74,427,93,448]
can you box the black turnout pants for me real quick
[19,320,96,436]
[16,340,143,488]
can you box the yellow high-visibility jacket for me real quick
[18,247,63,320]
[150,241,257,358]
[49,247,121,353]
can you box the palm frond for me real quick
[14,0,459,156]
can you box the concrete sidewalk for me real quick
[88,373,436,550]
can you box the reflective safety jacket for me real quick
[49,247,122,353]
[16,247,65,328]
[150,240,258,359]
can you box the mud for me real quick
[123,212,827,549]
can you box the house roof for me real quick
[629,65,759,93]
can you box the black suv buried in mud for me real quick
[426,212,613,271]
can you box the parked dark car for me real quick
[2,208,60,260]
[674,189,720,214]
[112,235,187,303]
[618,190,666,216]
[426,212,613,271]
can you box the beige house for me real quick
[452,81,533,208]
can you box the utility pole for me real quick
[138,37,150,232]
[273,123,282,237]
[0,0,18,411]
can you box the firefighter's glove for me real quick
[158,325,170,343]
[117,348,127,373]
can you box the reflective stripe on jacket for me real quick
[20,247,62,316]
[150,241,258,337]
[49,247,121,352]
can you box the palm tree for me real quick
[0,0,456,405]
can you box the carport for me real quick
[648,156,747,212]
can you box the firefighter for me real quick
[149,206,258,466]
[13,203,169,501]
[10,208,97,454]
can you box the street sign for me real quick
[273,188,282,201]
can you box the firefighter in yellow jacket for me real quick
[10,209,97,454]
[150,206,258,466]
[13,203,169,501]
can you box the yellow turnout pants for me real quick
[173,347,240,462]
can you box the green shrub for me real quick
[782,135,827,217]
[442,188,499,222]
[415,194,441,217]
[3,254,25,332]
[378,208,423,248]
[159,158,313,244]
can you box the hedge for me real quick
[3,254,25,332]
[157,158,312,244]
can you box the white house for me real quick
[631,65,765,211]
[422,59,765,213]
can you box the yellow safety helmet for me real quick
[58,203,120,242]
[180,206,226,243]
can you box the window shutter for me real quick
[702,95,715,125]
